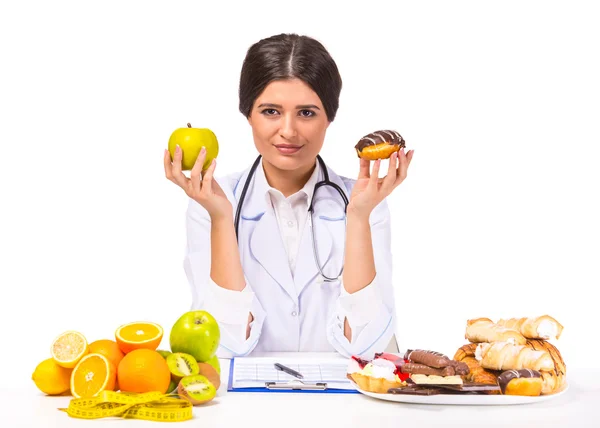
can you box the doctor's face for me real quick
[247,78,330,173]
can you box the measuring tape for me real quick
[58,390,193,422]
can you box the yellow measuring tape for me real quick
[58,390,193,422]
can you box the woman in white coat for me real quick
[164,33,414,359]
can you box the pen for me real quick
[274,363,304,379]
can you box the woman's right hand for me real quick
[164,145,233,220]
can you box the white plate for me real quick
[356,384,569,406]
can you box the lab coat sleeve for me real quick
[183,194,266,358]
[327,198,397,359]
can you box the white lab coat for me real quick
[183,158,398,359]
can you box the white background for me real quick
[1,0,598,387]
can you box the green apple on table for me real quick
[205,354,221,375]
[170,310,221,363]
[168,123,219,171]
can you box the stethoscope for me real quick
[234,154,349,282]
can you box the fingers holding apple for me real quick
[165,124,232,218]
[168,123,219,171]
[190,146,208,195]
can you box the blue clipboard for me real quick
[226,357,359,394]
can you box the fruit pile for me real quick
[32,310,221,406]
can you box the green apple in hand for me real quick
[170,311,220,362]
[168,123,219,171]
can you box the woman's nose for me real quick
[279,114,297,140]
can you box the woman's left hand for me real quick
[347,148,414,219]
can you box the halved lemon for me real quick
[71,353,116,399]
[115,321,163,354]
[50,331,89,369]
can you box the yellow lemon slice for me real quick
[51,331,89,369]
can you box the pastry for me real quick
[497,369,543,396]
[524,339,567,394]
[453,344,501,386]
[496,316,564,340]
[465,318,527,345]
[347,355,407,393]
[355,130,405,160]
[476,341,555,372]
[453,343,478,361]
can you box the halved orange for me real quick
[115,321,163,354]
[71,353,116,398]
[51,331,89,369]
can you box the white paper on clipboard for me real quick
[229,355,357,391]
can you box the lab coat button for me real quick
[287,220,294,227]
[291,311,297,316]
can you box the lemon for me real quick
[32,358,73,395]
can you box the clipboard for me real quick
[227,356,359,394]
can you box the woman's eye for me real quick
[299,110,315,118]
[261,109,278,116]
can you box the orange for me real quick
[115,321,163,354]
[51,331,89,369]
[88,340,125,369]
[88,339,124,391]
[117,349,170,394]
[70,353,116,399]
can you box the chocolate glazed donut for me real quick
[497,369,543,396]
[355,130,406,160]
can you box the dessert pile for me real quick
[347,315,566,397]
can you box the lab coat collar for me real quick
[263,158,320,211]
[235,156,321,220]
[237,155,348,303]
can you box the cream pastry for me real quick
[347,355,407,393]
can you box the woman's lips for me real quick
[274,144,302,154]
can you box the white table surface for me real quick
[6,352,597,428]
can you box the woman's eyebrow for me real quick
[257,103,321,110]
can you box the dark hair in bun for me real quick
[238,33,343,122]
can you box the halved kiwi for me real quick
[197,362,221,390]
[166,352,199,381]
[178,374,216,405]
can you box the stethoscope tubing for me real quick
[233,154,348,282]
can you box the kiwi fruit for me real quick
[178,374,216,405]
[197,362,221,390]
[166,353,199,381]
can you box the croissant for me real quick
[496,316,564,340]
[465,318,526,345]
[453,343,478,362]
[476,341,555,372]
[453,344,501,387]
